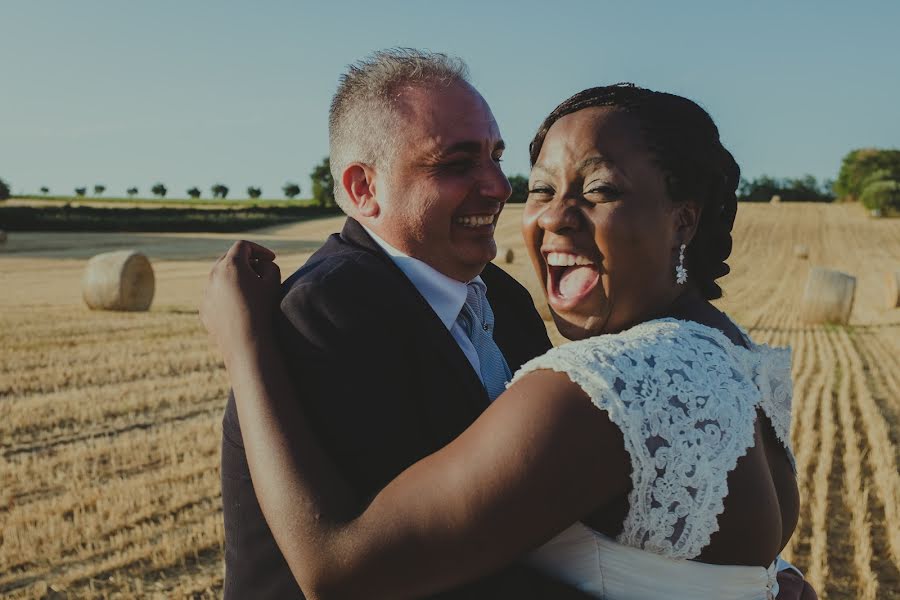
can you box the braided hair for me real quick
[529,83,740,301]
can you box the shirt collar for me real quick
[362,225,483,331]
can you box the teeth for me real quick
[454,215,495,227]
[546,252,594,267]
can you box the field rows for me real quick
[0,309,228,598]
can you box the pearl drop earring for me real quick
[675,244,688,285]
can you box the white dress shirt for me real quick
[362,225,485,381]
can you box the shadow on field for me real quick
[0,233,327,261]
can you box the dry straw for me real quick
[800,267,856,325]
[793,244,809,259]
[82,250,155,311]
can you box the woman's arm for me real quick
[202,241,628,599]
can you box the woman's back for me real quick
[515,318,798,598]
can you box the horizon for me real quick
[2,1,899,198]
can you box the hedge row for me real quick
[0,205,341,233]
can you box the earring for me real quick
[675,244,688,285]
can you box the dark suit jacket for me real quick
[221,218,588,598]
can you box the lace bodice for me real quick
[510,318,795,560]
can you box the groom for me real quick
[220,49,589,598]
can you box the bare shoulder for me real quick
[478,368,631,479]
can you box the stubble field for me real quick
[1,203,898,598]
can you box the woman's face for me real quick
[523,106,689,340]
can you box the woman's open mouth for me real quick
[544,251,600,310]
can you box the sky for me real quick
[2,1,899,199]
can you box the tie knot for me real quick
[462,281,491,336]
[458,280,510,402]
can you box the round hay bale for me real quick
[496,246,515,264]
[871,208,883,218]
[83,250,155,311]
[800,267,856,325]
[770,194,781,204]
[886,271,900,309]
[793,244,809,259]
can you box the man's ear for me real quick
[342,163,380,218]
[674,200,702,247]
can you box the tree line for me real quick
[0,157,338,207]
[3,151,898,213]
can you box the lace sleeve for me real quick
[509,321,770,560]
[754,344,796,472]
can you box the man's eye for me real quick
[443,159,476,172]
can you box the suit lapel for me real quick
[339,218,490,411]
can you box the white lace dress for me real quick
[510,318,796,600]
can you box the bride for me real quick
[202,84,816,599]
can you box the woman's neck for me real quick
[656,286,708,322]
[657,287,749,349]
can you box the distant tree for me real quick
[187,187,202,199]
[74,187,87,197]
[834,148,900,201]
[94,184,106,196]
[860,169,892,191]
[126,187,139,198]
[737,174,833,202]
[507,174,529,203]
[211,183,229,199]
[247,186,262,199]
[282,182,301,199]
[310,157,335,208]
[0,177,10,200]
[860,179,900,213]
[40,186,50,194]
[151,183,167,198]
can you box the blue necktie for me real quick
[459,282,512,402]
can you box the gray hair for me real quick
[328,48,470,211]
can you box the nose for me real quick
[537,194,581,233]
[480,160,512,202]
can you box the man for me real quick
[220,49,590,598]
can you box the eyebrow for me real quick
[575,156,615,171]
[440,139,506,156]
[531,156,620,180]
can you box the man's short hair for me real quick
[329,48,470,211]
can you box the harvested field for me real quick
[1,203,898,598]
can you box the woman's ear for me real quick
[674,201,702,247]
[342,163,380,218]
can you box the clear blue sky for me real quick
[2,1,899,198]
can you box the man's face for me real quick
[372,81,511,282]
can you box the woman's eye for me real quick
[527,187,554,202]
[585,184,621,199]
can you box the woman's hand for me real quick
[200,240,281,366]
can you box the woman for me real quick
[202,84,816,599]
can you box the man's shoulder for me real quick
[481,262,535,307]
[277,233,415,332]
[282,234,394,298]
